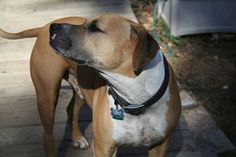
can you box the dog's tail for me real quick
[0,27,42,39]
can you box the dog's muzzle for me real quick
[49,23,73,52]
[49,23,98,66]
[49,23,90,65]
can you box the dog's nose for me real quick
[50,23,62,32]
[50,23,62,39]
[50,23,73,40]
[50,23,73,32]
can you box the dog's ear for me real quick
[130,24,159,74]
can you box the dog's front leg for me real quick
[148,137,170,157]
[92,140,117,157]
[65,68,89,149]
[70,93,89,149]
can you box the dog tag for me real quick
[111,108,124,120]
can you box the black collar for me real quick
[108,55,169,115]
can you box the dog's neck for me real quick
[100,51,165,105]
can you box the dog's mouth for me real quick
[50,41,86,65]
[69,57,87,65]
[50,43,87,65]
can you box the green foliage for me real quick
[157,18,184,45]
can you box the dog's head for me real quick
[49,14,159,76]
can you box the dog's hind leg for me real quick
[31,70,64,157]
[35,86,60,157]
[30,44,69,157]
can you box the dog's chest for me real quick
[107,89,170,146]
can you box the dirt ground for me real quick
[130,0,236,149]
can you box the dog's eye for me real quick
[88,22,104,33]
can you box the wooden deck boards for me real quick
[0,0,203,156]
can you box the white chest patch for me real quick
[107,88,170,147]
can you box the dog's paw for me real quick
[72,136,89,149]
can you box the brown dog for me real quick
[0,14,181,157]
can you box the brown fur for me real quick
[130,23,160,74]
